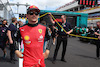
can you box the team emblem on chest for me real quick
[38,29,42,34]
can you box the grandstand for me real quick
[56,0,100,27]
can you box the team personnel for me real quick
[15,5,50,67]
[2,19,8,27]
[94,21,100,59]
[2,19,9,45]
[49,14,73,64]
[0,21,8,59]
[7,18,18,64]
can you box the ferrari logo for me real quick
[38,29,42,34]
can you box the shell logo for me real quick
[25,41,31,45]
[24,35,30,40]
[24,35,31,45]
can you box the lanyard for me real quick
[61,23,66,32]
[12,23,17,28]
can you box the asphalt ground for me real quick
[0,45,19,67]
[45,37,100,67]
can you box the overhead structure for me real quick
[7,2,30,14]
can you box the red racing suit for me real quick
[17,23,50,67]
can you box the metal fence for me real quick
[0,0,15,24]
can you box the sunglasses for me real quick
[28,12,39,15]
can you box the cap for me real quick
[27,5,40,13]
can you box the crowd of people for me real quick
[0,5,100,67]
[72,26,95,37]
[0,18,24,64]
[72,25,99,44]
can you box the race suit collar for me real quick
[27,23,38,27]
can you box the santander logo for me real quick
[38,35,43,42]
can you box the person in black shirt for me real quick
[94,21,100,60]
[49,13,73,63]
[7,18,18,64]
[0,21,8,59]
